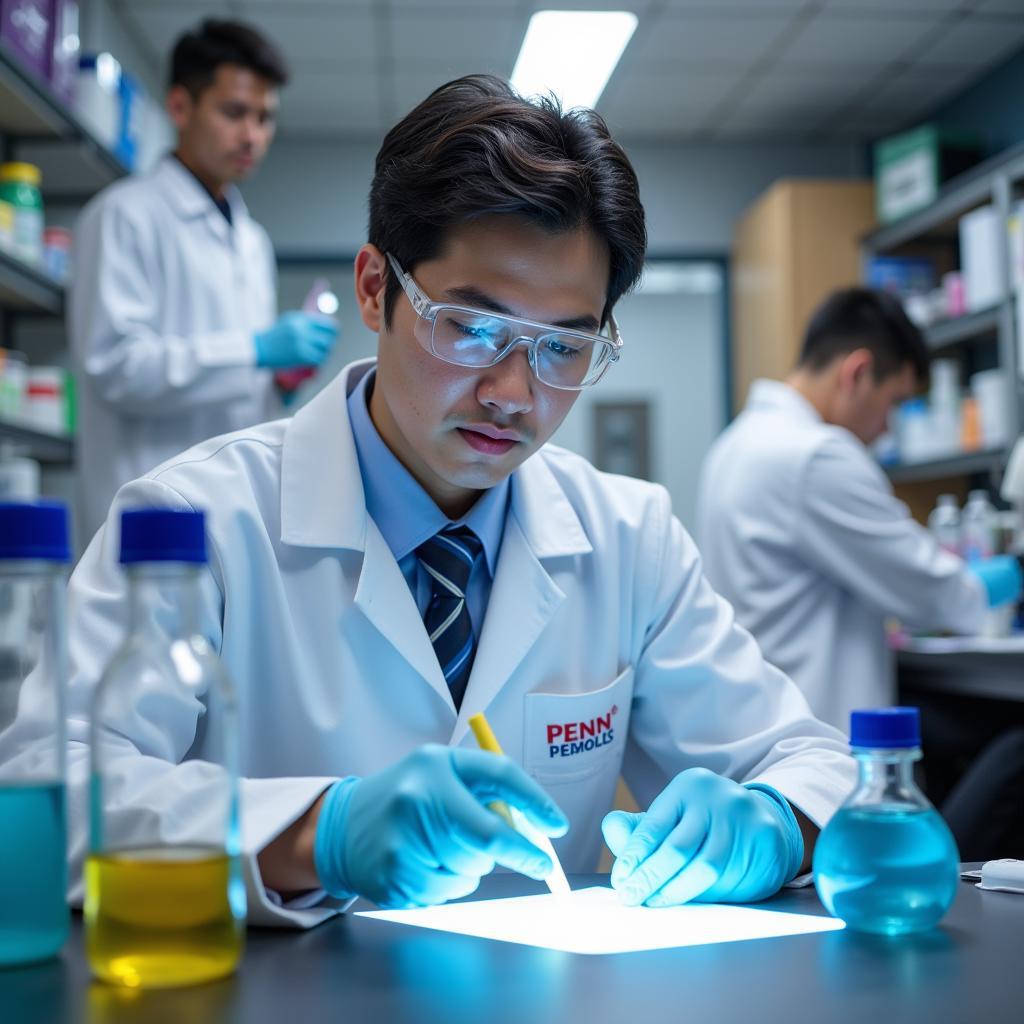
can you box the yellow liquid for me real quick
[85,846,244,989]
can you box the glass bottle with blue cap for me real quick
[813,706,960,935]
[0,501,71,965]
[85,508,245,988]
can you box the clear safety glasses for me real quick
[386,253,622,390]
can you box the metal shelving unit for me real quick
[0,41,127,197]
[883,447,1007,484]
[923,306,1000,352]
[0,417,73,463]
[863,145,1024,485]
[0,44,128,467]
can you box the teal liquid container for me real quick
[813,707,960,936]
[0,502,71,965]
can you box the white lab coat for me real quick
[1,361,855,928]
[69,155,279,541]
[696,379,988,731]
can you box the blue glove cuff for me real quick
[313,777,361,899]
[970,555,1023,609]
[744,783,804,884]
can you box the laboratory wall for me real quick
[244,137,867,256]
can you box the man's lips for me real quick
[457,426,522,455]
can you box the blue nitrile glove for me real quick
[253,311,338,368]
[313,745,569,909]
[968,555,1024,608]
[601,768,803,907]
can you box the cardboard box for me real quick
[874,124,981,224]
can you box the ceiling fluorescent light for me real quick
[510,10,638,110]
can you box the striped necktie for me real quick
[416,526,483,711]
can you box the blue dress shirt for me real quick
[347,369,509,641]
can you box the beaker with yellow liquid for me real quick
[86,509,245,988]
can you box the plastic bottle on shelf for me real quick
[929,359,961,457]
[0,502,72,965]
[960,395,982,452]
[927,494,961,555]
[961,489,997,562]
[0,349,28,420]
[814,708,959,935]
[0,163,44,266]
[24,367,67,435]
[86,509,245,988]
[0,443,40,500]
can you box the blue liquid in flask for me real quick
[815,805,959,935]
[0,781,69,965]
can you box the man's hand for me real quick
[602,768,803,907]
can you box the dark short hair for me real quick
[369,74,647,330]
[169,19,289,97]
[798,287,930,387]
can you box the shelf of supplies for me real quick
[863,142,1024,254]
[923,306,1002,351]
[0,41,128,197]
[0,246,63,314]
[884,447,1006,484]
[0,417,73,463]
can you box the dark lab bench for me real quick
[898,645,1024,703]
[2,871,1021,1024]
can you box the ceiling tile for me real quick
[237,1,375,7]
[118,3,233,63]
[863,63,985,113]
[225,7,379,69]
[389,9,522,65]
[599,69,739,132]
[659,0,810,8]
[740,64,886,108]
[823,0,966,9]
[971,1,1024,13]
[915,15,1024,67]
[522,0,661,11]
[778,9,947,68]
[627,9,801,65]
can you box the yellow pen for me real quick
[468,712,571,897]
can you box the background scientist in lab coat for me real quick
[697,287,1022,735]
[70,19,339,540]
[4,75,855,928]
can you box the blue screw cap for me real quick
[850,707,920,749]
[0,501,71,561]
[119,508,207,564]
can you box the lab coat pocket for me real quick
[524,666,634,804]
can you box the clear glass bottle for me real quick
[961,489,997,561]
[85,508,244,988]
[927,494,961,556]
[0,501,71,965]
[813,707,959,935]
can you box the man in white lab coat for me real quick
[70,20,338,540]
[6,76,855,927]
[697,288,1021,733]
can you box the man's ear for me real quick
[841,348,875,393]
[166,85,194,133]
[354,245,388,334]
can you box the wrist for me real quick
[745,783,804,883]
[313,777,361,898]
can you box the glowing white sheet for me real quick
[357,885,844,955]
